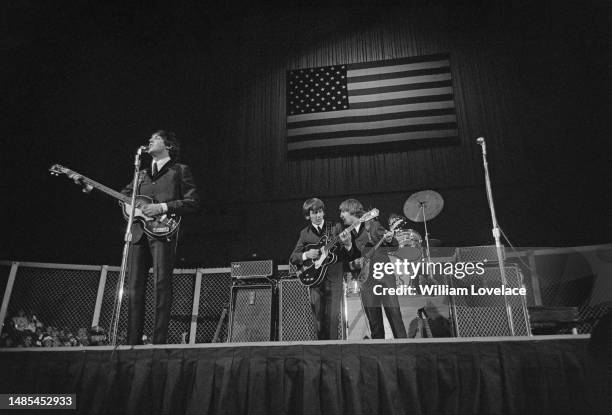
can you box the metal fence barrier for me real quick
[1,244,610,344]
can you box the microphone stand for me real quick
[109,146,146,345]
[477,137,515,336]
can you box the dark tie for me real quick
[152,162,158,176]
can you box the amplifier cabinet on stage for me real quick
[449,265,531,337]
[278,279,317,341]
[230,260,274,280]
[228,283,274,342]
[455,245,505,263]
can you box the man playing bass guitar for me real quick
[120,130,200,345]
[290,198,352,340]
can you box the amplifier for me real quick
[228,283,274,342]
[449,265,531,337]
[278,278,317,341]
[455,245,506,263]
[230,260,275,280]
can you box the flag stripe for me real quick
[348,58,450,74]
[349,80,453,96]
[350,86,453,103]
[349,73,452,90]
[287,100,455,124]
[348,65,450,83]
[287,122,458,143]
[348,93,455,110]
[288,106,455,129]
[288,129,458,151]
[288,114,456,137]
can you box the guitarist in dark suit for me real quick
[340,199,407,339]
[121,130,200,344]
[290,198,352,340]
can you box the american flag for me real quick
[286,53,458,154]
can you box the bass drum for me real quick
[395,229,423,248]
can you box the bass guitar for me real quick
[296,208,379,287]
[49,164,181,239]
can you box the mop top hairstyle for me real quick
[153,130,180,161]
[339,199,365,218]
[302,198,325,219]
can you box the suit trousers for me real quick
[126,234,176,345]
[360,250,407,339]
[309,262,343,340]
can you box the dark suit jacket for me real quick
[122,160,200,241]
[290,221,348,267]
[347,219,399,275]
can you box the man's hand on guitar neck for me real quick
[67,173,93,194]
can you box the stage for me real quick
[0,334,601,415]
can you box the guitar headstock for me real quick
[49,164,72,177]
[359,208,379,223]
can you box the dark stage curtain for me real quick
[0,338,602,415]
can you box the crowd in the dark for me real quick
[0,309,113,347]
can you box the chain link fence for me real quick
[195,271,232,343]
[2,264,99,342]
[1,247,610,345]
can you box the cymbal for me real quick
[403,190,444,222]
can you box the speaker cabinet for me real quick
[449,265,531,337]
[228,284,274,342]
[278,279,317,341]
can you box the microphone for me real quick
[137,145,149,155]
[476,137,486,155]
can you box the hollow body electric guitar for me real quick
[296,208,379,287]
[49,164,181,239]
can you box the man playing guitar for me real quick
[341,199,407,339]
[290,198,352,340]
[120,131,200,344]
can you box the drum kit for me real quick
[345,189,445,295]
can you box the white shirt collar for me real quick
[152,156,171,172]
[313,220,324,231]
[354,223,361,233]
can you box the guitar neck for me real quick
[363,231,391,259]
[324,220,362,250]
[75,172,131,204]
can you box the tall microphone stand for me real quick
[109,146,146,345]
[477,137,515,336]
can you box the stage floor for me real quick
[0,333,591,352]
[1,334,601,415]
